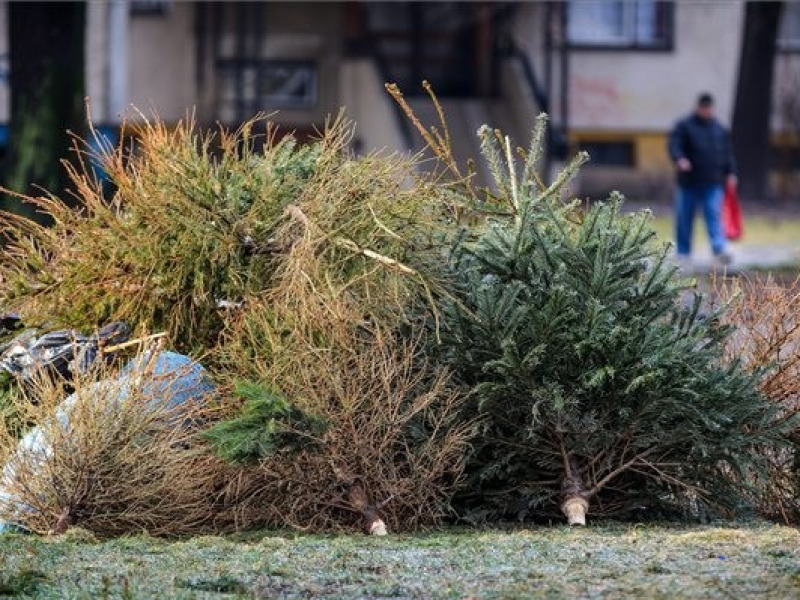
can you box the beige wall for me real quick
[339,58,405,154]
[87,2,343,126]
[35,1,800,140]
[86,2,195,124]
[511,2,748,198]
[199,2,344,126]
[448,1,800,142]
[565,1,744,132]
[128,3,195,123]
[257,2,343,126]
[509,3,745,139]
[85,2,108,123]
[511,3,564,127]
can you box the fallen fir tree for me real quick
[204,195,473,534]
[0,349,228,537]
[428,116,791,524]
[0,114,451,356]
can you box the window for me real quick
[362,3,485,97]
[779,3,800,51]
[217,60,318,123]
[130,0,170,16]
[578,141,635,167]
[197,3,320,123]
[566,1,674,50]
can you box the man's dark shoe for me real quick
[714,251,733,267]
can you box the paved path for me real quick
[624,201,800,275]
[675,244,799,275]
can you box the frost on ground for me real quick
[1,522,799,599]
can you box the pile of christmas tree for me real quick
[0,103,792,536]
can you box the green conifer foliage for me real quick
[437,117,785,523]
[202,380,327,465]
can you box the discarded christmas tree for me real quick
[434,116,786,524]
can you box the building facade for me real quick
[0,0,798,200]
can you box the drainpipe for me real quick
[90,0,127,187]
[544,2,553,173]
[558,3,569,154]
[107,0,129,123]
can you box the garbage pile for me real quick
[0,320,131,387]
[0,320,217,533]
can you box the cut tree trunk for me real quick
[49,507,73,536]
[344,477,388,536]
[561,464,589,526]
[561,497,589,526]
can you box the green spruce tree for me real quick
[437,116,786,524]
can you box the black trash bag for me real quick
[0,322,131,385]
[0,314,22,338]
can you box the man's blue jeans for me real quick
[675,184,726,256]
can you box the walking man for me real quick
[668,93,737,267]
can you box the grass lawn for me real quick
[1,522,799,599]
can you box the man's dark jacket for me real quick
[668,114,736,187]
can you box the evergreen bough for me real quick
[438,116,787,524]
[203,380,327,465]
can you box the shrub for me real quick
[210,208,472,532]
[215,327,471,533]
[0,108,469,536]
[715,275,800,523]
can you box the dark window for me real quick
[201,3,319,123]
[579,141,635,167]
[362,3,490,97]
[771,144,800,170]
[130,0,170,16]
[566,1,674,50]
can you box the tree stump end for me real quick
[561,497,589,526]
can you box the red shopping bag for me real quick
[722,182,743,241]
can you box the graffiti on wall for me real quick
[570,74,625,124]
